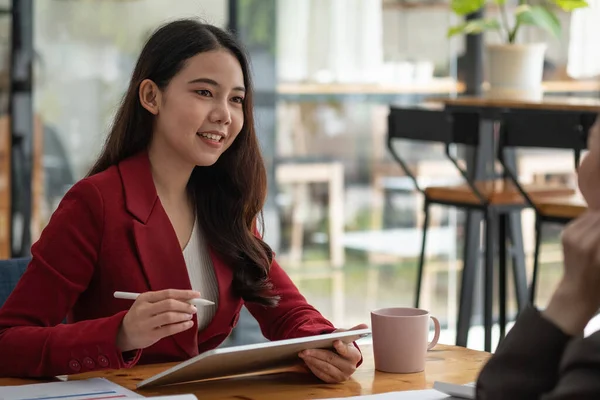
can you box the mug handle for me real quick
[427,316,441,350]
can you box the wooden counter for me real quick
[0,344,490,399]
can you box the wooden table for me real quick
[429,96,600,113]
[390,96,597,351]
[277,80,600,98]
[0,345,490,399]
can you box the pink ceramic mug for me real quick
[371,307,440,373]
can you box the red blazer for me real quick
[0,152,336,378]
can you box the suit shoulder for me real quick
[78,165,122,197]
[85,165,120,188]
[60,166,122,210]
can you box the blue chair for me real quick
[0,258,30,308]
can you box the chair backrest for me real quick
[499,110,593,151]
[388,107,480,146]
[0,258,30,308]
[387,106,482,197]
[497,110,596,211]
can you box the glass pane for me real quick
[275,1,595,352]
[275,0,459,332]
[33,0,227,233]
[0,13,10,259]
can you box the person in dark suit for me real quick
[477,113,600,399]
[0,20,366,381]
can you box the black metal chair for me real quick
[387,107,574,351]
[497,110,594,307]
[0,258,30,308]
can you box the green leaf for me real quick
[552,0,589,11]
[447,18,501,37]
[516,5,562,38]
[493,0,506,4]
[450,0,486,16]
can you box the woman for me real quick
[0,20,365,381]
[477,115,600,399]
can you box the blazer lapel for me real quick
[119,152,198,358]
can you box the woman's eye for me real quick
[196,89,212,97]
[231,96,244,104]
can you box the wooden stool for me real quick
[530,196,587,305]
[388,107,583,352]
[417,179,574,312]
[275,162,345,268]
[496,109,592,312]
[425,180,574,207]
[535,196,587,220]
[420,179,573,347]
[276,103,345,269]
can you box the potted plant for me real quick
[448,0,589,100]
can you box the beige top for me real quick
[182,220,219,331]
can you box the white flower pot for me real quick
[486,43,547,101]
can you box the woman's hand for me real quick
[299,324,367,383]
[543,211,600,335]
[116,289,199,352]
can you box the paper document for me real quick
[0,378,198,400]
[432,381,475,399]
[325,381,476,399]
[0,378,141,400]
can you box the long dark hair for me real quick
[88,19,277,307]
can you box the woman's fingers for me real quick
[155,320,195,339]
[139,289,201,303]
[144,298,197,317]
[149,311,195,329]
[302,348,355,375]
[118,289,200,352]
[300,353,348,383]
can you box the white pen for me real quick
[113,291,215,307]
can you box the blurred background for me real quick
[1,0,598,351]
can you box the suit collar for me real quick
[118,151,157,224]
[121,151,197,357]
[119,150,237,358]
